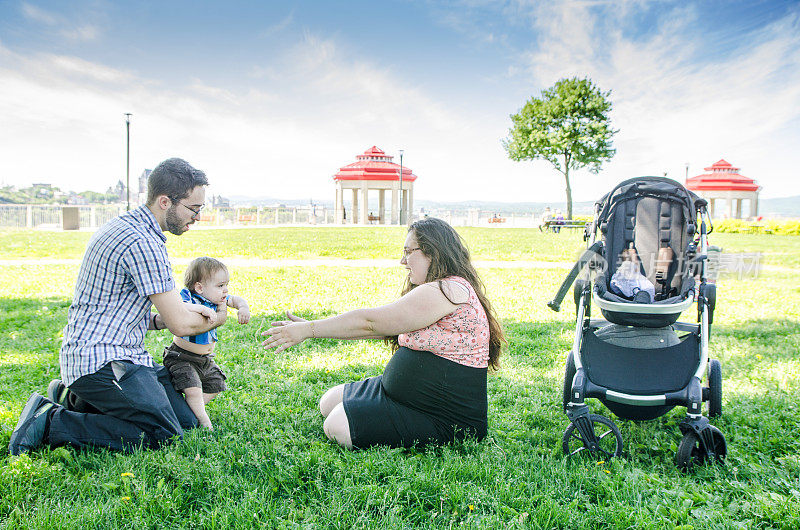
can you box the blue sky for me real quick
[1,0,798,202]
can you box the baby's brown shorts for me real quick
[163,342,227,393]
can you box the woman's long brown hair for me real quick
[392,217,506,369]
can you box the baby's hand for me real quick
[237,306,251,325]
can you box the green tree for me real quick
[503,77,617,219]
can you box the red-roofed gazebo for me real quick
[333,146,418,225]
[685,159,761,219]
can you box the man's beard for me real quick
[165,205,186,235]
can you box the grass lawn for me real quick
[1,227,799,528]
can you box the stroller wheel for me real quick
[562,352,576,412]
[562,414,623,460]
[675,425,727,471]
[707,359,722,418]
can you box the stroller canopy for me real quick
[596,176,706,229]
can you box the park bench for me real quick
[488,217,506,224]
[367,214,381,223]
[540,219,587,233]
[238,214,256,223]
[198,214,214,223]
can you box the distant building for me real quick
[138,169,151,206]
[211,194,230,208]
[67,193,88,205]
[32,183,53,198]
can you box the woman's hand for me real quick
[271,311,308,327]
[261,321,311,353]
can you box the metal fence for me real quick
[0,204,543,230]
[200,207,335,226]
[0,204,124,229]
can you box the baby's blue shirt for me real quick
[179,288,228,345]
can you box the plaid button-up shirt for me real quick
[59,206,175,386]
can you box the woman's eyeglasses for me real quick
[402,247,421,259]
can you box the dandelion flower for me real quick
[604,469,611,474]
[121,496,131,501]
[596,460,605,465]
[756,354,763,360]
[121,472,134,478]
[469,505,475,511]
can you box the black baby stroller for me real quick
[548,176,725,470]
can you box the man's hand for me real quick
[185,302,217,323]
[150,289,224,336]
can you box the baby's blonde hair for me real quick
[184,256,228,291]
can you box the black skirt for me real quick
[342,347,487,449]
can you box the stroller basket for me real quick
[582,330,699,395]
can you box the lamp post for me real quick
[398,149,404,225]
[125,113,132,211]
[684,162,689,181]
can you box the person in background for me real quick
[539,207,553,232]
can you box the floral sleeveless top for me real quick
[399,276,490,368]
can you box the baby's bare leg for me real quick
[184,387,213,429]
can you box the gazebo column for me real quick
[378,190,386,225]
[335,185,343,225]
[352,188,359,224]
[735,199,743,219]
[407,185,414,225]
[391,187,399,225]
[360,183,369,226]
[751,195,759,218]
[727,196,734,219]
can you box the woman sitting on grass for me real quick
[262,217,505,449]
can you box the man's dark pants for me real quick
[47,360,198,451]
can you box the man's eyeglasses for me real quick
[402,247,421,259]
[170,197,205,218]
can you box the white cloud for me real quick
[258,12,294,38]
[20,2,101,42]
[2,2,798,206]
[0,35,537,203]
[514,0,800,199]
[60,25,100,42]
[21,3,58,25]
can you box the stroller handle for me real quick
[548,241,604,312]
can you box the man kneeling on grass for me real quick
[9,158,223,455]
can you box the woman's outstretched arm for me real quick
[262,280,468,353]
